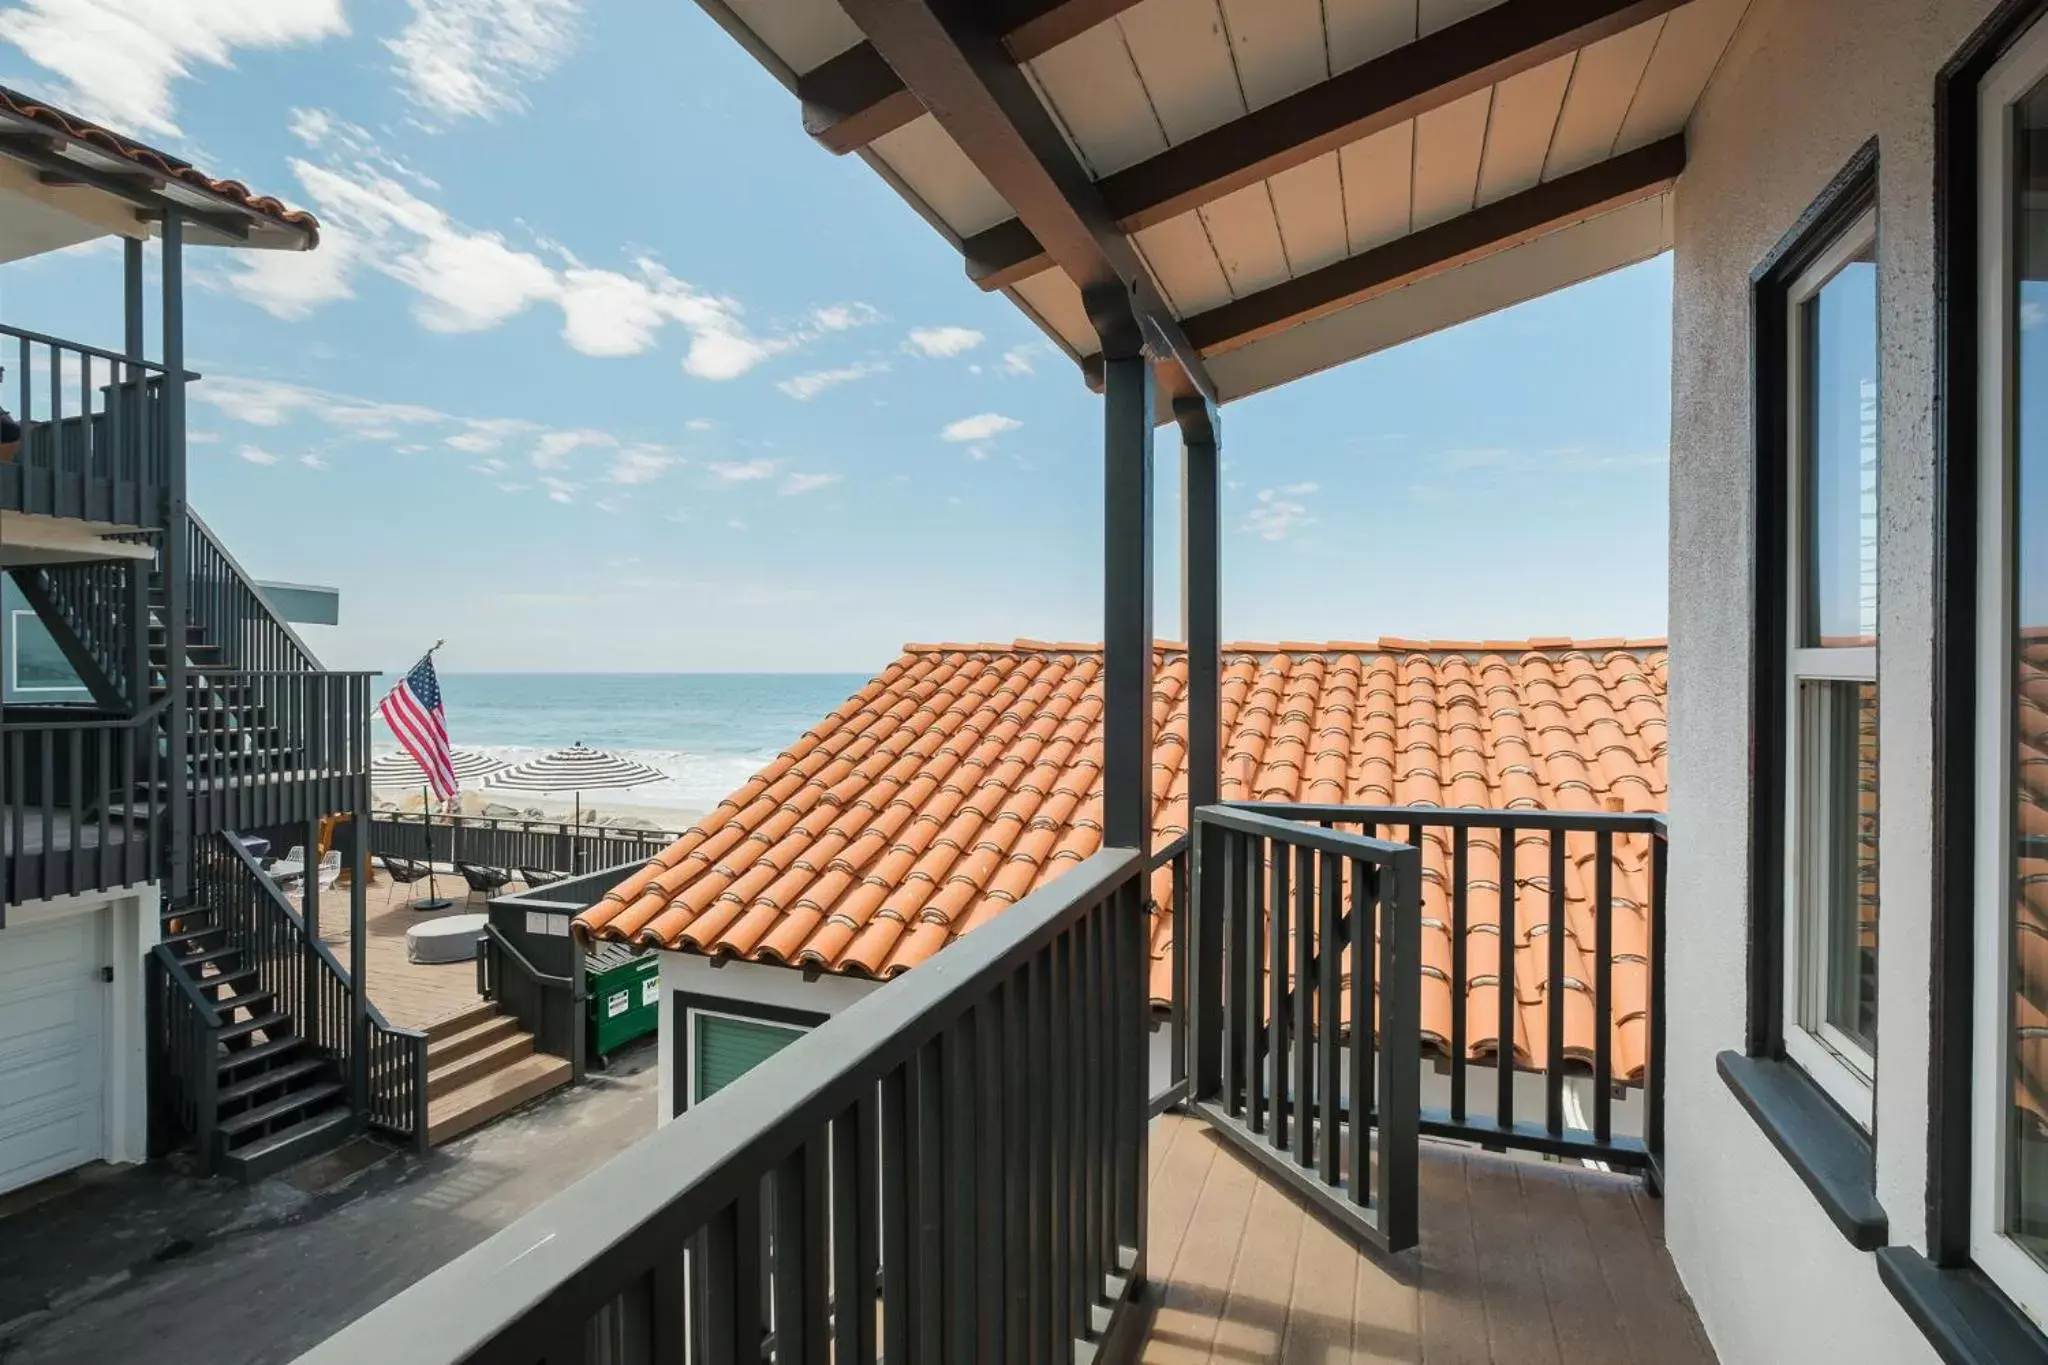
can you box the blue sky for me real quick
[0,0,1672,675]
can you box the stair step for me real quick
[197,966,257,996]
[426,1014,519,1067]
[217,1079,344,1140]
[427,1031,533,1100]
[425,1000,500,1042]
[217,1035,303,1077]
[426,1053,570,1146]
[218,1056,327,1107]
[218,1105,354,1182]
[213,988,274,1018]
[177,945,242,971]
[160,926,224,952]
[216,1010,289,1045]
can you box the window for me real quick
[690,1009,806,1105]
[1975,14,2048,1323]
[8,608,86,696]
[1783,209,1882,1124]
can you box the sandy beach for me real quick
[371,785,709,836]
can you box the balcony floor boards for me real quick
[1141,1112,1716,1363]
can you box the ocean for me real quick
[373,672,872,815]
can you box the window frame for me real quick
[1970,12,2048,1324]
[669,990,825,1118]
[1781,207,1882,1126]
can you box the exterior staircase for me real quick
[157,896,355,1179]
[423,1003,571,1146]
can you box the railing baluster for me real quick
[1498,827,1517,1133]
[1648,828,1668,1171]
[1046,932,1071,1353]
[880,1065,912,1365]
[1266,839,1287,1147]
[1219,830,1238,1116]
[1317,847,1341,1184]
[1244,835,1264,1132]
[1348,857,1373,1206]
[1595,829,1614,1146]
[975,994,1007,1363]
[1451,823,1469,1123]
[944,1014,978,1363]
[1546,829,1567,1138]
[1292,841,1313,1167]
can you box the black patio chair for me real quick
[456,862,514,902]
[378,854,431,885]
[521,867,567,890]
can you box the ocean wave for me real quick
[372,744,775,811]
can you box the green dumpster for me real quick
[586,942,661,1060]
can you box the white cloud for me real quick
[299,453,328,469]
[780,471,840,496]
[778,361,887,401]
[1244,486,1316,542]
[540,474,577,504]
[532,428,612,469]
[941,412,1021,443]
[813,304,879,332]
[445,418,534,453]
[389,0,580,122]
[905,326,984,359]
[686,419,714,432]
[237,444,281,466]
[998,343,1039,376]
[608,446,675,484]
[707,459,775,484]
[225,141,805,382]
[727,518,748,531]
[0,0,347,138]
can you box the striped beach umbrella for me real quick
[373,747,508,789]
[484,745,666,851]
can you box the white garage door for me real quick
[0,914,107,1195]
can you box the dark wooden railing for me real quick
[301,849,1155,1365]
[479,921,584,1078]
[1217,802,1668,1177]
[183,510,323,673]
[194,832,430,1151]
[145,942,223,1168]
[15,558,146,708]
[0,699,167,917]
[370,813,684,878]
[1153,831,1192,1113]
[185,668,374,833]
[0,323,174,527]
[1187,805,1422,1253]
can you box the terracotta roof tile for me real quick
[576,638,1669,1079]
[0,85,318,243]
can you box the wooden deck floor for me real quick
[316,870,512,1031]
[1141,1114,1716,1365]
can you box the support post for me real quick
[1090,284,1155,857]
[1176,396,1224,1098]
[160,213,189,902]
[122,237,149,711]
[302,815,322,1048]
[350,731,372,1121]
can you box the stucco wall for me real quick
[1666,0,1998,1360]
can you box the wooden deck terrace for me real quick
[1140,1112,1715,1365]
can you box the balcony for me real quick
[298,801,1698,1364]
[0,324,178,537]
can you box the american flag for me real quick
[378,653,457,801]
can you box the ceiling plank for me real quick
[841,0,1217,402]
[0,133,251,240]
[967,0,1688,289]
[1180,134,1684,354]
[803,0,1150,156]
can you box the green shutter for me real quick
[693,1013,806,1103]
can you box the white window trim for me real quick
[1973,13,2048,1326]
[1782,207,1880,1127]
[9,608,86,695]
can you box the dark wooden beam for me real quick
[841,0,1215,403]
[0,132,250,240]
[967,0,1688,289]
[803,0,1148,155]
[1179,135,1685,355]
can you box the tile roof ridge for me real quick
[904,636,1671,657]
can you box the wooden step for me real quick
[217,1056,327,1107]
[217,1079,344,1140]
[217,1035,304,1079]
[216,1010,290,1045]
[426,1000,500,1042]
[425,1053,571,1146]
[426,1031,533,1100]
[426,1014,520,1068]
[219,1105,353,1182]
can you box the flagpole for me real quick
[406,639,454,912]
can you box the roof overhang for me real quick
[0,87,320,257]
[696,0,1749,410]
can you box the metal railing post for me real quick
[159,212,190,901]
[350,770,371,1119]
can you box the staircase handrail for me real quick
[213,830,403,1033]
[149,938,226,1028]
[0,321,186,376]
[184,509,324,673]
